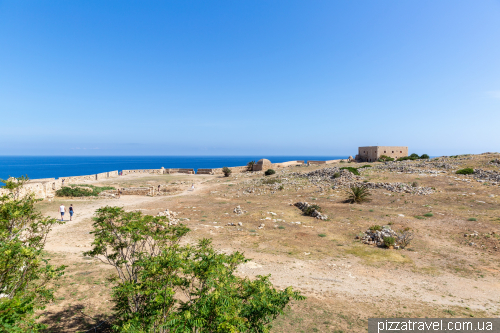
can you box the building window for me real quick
[400,151,402,153]
[384,151,386,153]
[392,151,394,153]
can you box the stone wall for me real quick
[121,169,164,175]
[357,146,408,162]
[61,174,97,184]
[119,187,154,196]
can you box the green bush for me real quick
[456,168,474,175]
[409,153,419,159]
[318,233,327,237]
[414,215,425,220]
[420,154,430,159]
[84,207,304,332]
[222,166,232,177]
[333,172,341,179]
[345,186,371,204]
[0,176,65,331]
[304,204,321,216]
[423,212,434,217]
[56,184,115,197]
[262,178,281,185]
[359,165,372,168]
[369,225,382,231]
[278,226,285,229]
[339,167,360,176]
[383,236,396,247]
[264,169,276,176]
[468,217,477,221]
[378,155,394,162]
[411,181,419,188]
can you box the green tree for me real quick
[84,207,304,332]
[222,167,232,177]
[247,161,256,171]
[0,176,65,332]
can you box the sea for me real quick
[0,156,348,180]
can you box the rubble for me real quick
[356,226,400,248]
[157,209,180,226]
[294,202,328,220]
[339,181,435,195]
[233,205,246,215]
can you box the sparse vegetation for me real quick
[222,166,232,177]
[56,184,115,197]
[262,178,282,185]
[318,233,327,237]
[411,181,419,187]
[424,212,433,217]
[345,186,371,204]
[468,217,477,221]
[397,228,414,248]
[369,225,382,231]
[456,168,474,175]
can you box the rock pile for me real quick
[356,226,400,248]
[233,205,246,215]
[489,159,500,166]
[157,209,180,226]
[294,202,328,220]
[340,181,435,195]
[472,169,500,185]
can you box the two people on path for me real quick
[59,204,75,221]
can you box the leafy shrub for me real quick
[247,161,256,171]
[278,226,285,229]
[0,176,65,331]
[369,225,382,231]
[420,154,430,159]
[278,185,284,191]
[56,184,115,197]
[304,204,321,216]
[345,186,371,204]
[411,181,419,187]
[409,153,419,159]
[359,164,372,168]
[264,169,276,176]
[397,228,414,248]
[222,166,232,177]
[378,155,394,162]
[84,207,304,332]
[456,168,474,175]
[468,217,477,221]
[339,167,360,176]
[333,172,341,179]
[383,236,396,247]
[414,215,425,219]
[424,212,433,217]
[318,233,327,237]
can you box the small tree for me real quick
[397,228,414,248]
[409,153,419,159]
[345,185,371,204]
[84,207,304,332]
[0,176,65,332]
[247,161,256,171]
[222,167,232,177]
[420,154,430,159]
[378,155,394,162]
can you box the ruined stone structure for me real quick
[252,159,272,171]
[356,146,408,162]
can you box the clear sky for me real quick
[1,1,499,156]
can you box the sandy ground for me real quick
[36,156,500,332]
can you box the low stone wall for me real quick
[108,170,119,177]
[307,161,326,165]
[61,174,97,184]
[164,168,195,174]
[122,169,164,175]
[119,187,153,196]
[325,159,341,164]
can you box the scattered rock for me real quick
[294,202,328,220]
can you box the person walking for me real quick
[59,204,65,221]
[69,204,74,221]
[191,183,195,191]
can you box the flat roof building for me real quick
[356,146,408,162]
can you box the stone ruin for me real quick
[252,159,272,171]
[293,202,328,220]
[356,226,402,249]
[157,209,180,226]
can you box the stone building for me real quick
[252,159,272,171]
[356,146,408,162]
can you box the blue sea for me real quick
[0,156,348,180]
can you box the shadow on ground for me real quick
[40,304,112,333]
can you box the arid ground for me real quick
[36,154,500,332]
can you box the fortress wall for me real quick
[121,169,163,175]
[164,169,195,174]
[96,172,109,180]
[325,159,341,164]
[108,170,119,178]
[61,175,97,184]
[29,178,56,182]
[197,161,303,175]
[307,161,326,165]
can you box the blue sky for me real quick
[1,0,499,156]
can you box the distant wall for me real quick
[119,187,153,196]
[199,161,304,175]
[122,169,164,175]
